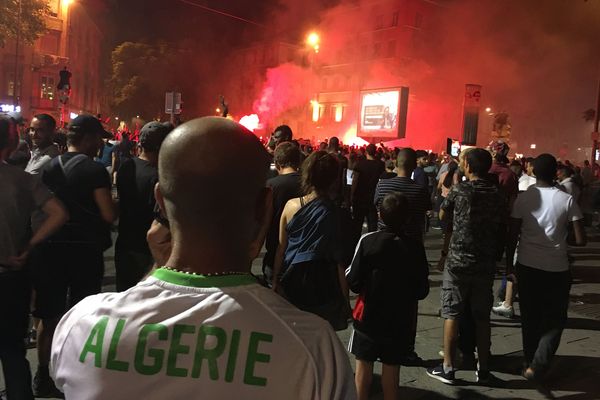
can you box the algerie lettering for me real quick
[78,316,273,386]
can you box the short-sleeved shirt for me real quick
[441,179,506,274]
[353,159,384,206]
[41,152,111,243]
[489,162,518,200]
[116,157,159,251]
[0,162,52,268]
[512,186,583,272]
[25,144,60,175]
[50,269,356,399]
[374,177,431,240]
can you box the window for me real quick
[387,40,396,58]
[391,11,399,27]
[48,0,59,16]
[333,76,340,89]
[374,42,382,58]
[415,12,423,28]
[6,73,21,97]
[40,76,55,100]
[375,15,384,30]
[40,32,60,54]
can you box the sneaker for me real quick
[476,370,491,384]
[492,302,515,318]
[33,368,64,398]
[400,351,423,366]
[426,364,456,385]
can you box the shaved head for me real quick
[158,117,270,245]
[397,148,417,171]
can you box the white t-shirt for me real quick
[518,174,536,192]
[51,269,356,400]
[512,186,583,272]
[559,177,581,204]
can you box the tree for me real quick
[0,0,49,47]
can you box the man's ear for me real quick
[154,182,166,215]
[249,187,273,261]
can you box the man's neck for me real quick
[396,168,412,178]
[165,234,250,275]
[366,154,375,161]
[35,142,53,151]
[277,167,297,175]
[536,180,553,188]
[139,150,158,166]
[67,145,89,157]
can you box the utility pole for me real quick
[592,76,600,163]
[13,0,22,107]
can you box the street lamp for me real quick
[306,32,320,53]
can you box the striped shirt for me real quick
[374,176,431,240]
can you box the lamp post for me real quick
[13,0,22,107]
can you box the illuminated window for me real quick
[334,105,344,122]
[40,76,55,100]
[48,0,59,16]
[391,11,399,27]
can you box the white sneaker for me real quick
[492,302,514,318]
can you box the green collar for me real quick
[152,268,256,288]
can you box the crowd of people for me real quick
[1,111,599,399]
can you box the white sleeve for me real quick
[510,194,523,219]
[50,296,101,391]
[566,196,583,222]
[317,327,358,400]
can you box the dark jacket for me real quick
[346,230,429,339]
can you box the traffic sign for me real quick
[165,92,182,114]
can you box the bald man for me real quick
[50,117,356,399]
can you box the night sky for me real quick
[93,0,600,153]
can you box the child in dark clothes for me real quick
[346,192,430,400]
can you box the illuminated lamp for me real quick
[311,100,320,122]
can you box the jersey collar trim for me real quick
[152,268,256,288]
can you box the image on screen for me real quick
[359,90,400,138]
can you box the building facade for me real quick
[0,0,104,124]
[223,0,442,144]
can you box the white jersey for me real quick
[51,268,356,400]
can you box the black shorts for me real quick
[348,329,409,365]
[440,268,494,321]
[32,242,104,319]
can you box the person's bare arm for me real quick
[506,217,522,276]
[272,199,299,293]
[93,187,117,223]
[8,198,68,268]
[572,219,587,247]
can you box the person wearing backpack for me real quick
[33,115,116,397]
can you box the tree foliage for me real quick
[0,0,49,47]
[108,41,206,121]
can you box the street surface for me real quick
[2,228,600,399]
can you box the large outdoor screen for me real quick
[358,87,408,140]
